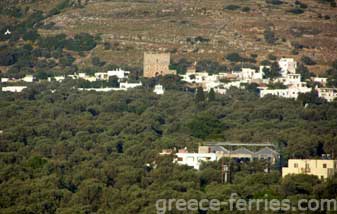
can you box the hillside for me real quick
[0,0,336,74]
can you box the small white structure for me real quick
[260,86,311,99]
[1,78,9,83]
[2,86,27,92]
[312,77,328,86]
[95,72,109,81]
[107,68,130,79]
[22,75,34,83]
[119,82,142,89]
[4,29,11,35]
[78,88,126,92]
[153,84,165,95]
[275,74,302,86]
[316,88,337,102]
[175,152,217,170]
[279,58,297,76]
[237,68,264,81]
[55,76,65,82]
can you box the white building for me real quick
[153,84,165,95]
[260,86,311,99]
[2,86,27,92]
[278,58,297,76]
[175,151,217,170]
[107,68,130,79]
[119,82,142,89]
[236,68,264,81]
[94,72,109,81]
[1,78,9,83]
[275,74,302,86]
[55,76,65,82]
[312,77,328,86]
[22,75,34,83]
[78,88,126,92]
[316,88,337,102]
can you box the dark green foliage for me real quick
[0,76,337,213]
[288,8,305,14]
[266,0,283,5]
[226,52,242,62]
[195,87,205,103]
[169,58,192,74]
[301,56,317,65]
[65,33,97,52]
[297,63,314,80]
[208,88,216,101]
[224,5,241,10]
[22,30,39,41]
[0,49,17,66]
[92,56,105,67]
[263,62,281,79]
[196,59,227,74]
[187,114,223,139]
[264,29,277,44]
[38,34,67,50]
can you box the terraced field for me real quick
[4,0,337,71]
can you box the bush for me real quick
[224,5,241,10]
[301,56,316,66]
[242,7,251,12]
[266,0,283,5]
[65,33,97,52]
[0,50,17,66]
[264,30,277,44]
[288,8,305,14]
[226,53,242,62]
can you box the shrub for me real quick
[226,53,242,62]
[266,0,283,5]
[288,8,305,14]
[264,30,277,44]
[301,56,316,66]
[224,5,241,10]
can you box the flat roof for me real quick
[205,142,276,148]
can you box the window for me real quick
[177,157,183,161]
[294,163,298,168]
[323,164,327,168]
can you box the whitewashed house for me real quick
[119,82,142,89]
[22,75,34,83]
[1,78,9,83]
[237,68,264,81]
[153,84,165,95]
[2,86,27,92]
[94,72,109,81]
[312,77,328,86]
[279,58,297,76]
[316,88,337,102]
[107,68,130,79]
[174,150,217,170]
[260,85,311,99]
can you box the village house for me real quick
[282,159,337,179]
[316,87,337,102]
[2,86,27,93]
[172,145,279,170]
[312,77,328,86]
[119,82,142,89]
[278,58,297,76]
[107,68,130,79]
[153,84,165,95]
[174,148,217,170]
[260,85,311,99]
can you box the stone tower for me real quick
[143,52,176,78]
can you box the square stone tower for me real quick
[143,52,176,78]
